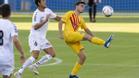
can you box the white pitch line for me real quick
[87,64,139,68]
[15,58,63,69]
[41,63,139,68]
[40,58,63,67]
[37,58,139,68]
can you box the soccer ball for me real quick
[102,5,114,17]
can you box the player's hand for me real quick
[20,55,25,64]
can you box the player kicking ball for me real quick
[0,4,25,78]
[59,1,113,78]
[14,0,61,78]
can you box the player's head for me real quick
[75,1,86,13]
[0,4,11,18]
[34,0,46,9]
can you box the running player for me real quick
[14,0,61,78]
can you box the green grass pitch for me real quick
[0,14,139,78]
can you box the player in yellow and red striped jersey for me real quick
[59,1,113,78]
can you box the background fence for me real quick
[3,0,138,13]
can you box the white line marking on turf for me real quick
[44,63,139,68]
[40,58,63,67]
[15,57,62,69]
[87,64,139,68]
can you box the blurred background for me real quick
[1,0,139,14]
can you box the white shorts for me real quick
[0,64,14,76]
[29,37,52,52]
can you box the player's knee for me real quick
[32,51,40,59]
[48,52,56,57]
[32,53,39,59]
[84,34,92,40]
[32,55,39,59]
[44,48,56,57]
[51,53,56,57]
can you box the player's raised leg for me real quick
[35,47,55,67]
[29,43,56,75]
[64,31,112,48]
[83,33,113,48]
[81,26,112,48]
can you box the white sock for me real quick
[34,55,52,67]
[18,56,35,74]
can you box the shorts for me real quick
[64,31,84,43]
[66,42,84,54]
[0,64,14,76]
[64,32,85,54]
[29,37,52,52]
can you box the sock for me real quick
[34,55,52,67]
[71,63,82,75]
[18,56,35,74]
[90,37,105,45]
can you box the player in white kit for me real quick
[0,4,25,78]
[14,0,61,78]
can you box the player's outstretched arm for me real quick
[13,36,25,64]
[34,14,50,30]
[58,20,64,39]
[54,16,61,21]
[84,28,94,37]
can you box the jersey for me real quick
[0,19,18,66]
[62,11,87,53]
[62,11,87,33]
[29,8,57,39]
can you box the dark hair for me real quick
[75,1,86,6]
[34,0,40,7]
[0,4,11,18]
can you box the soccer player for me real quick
[14,0,61,78]
[59,1,112,78]
[0,4,25,78]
